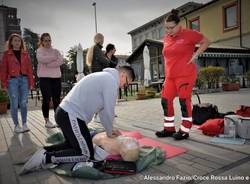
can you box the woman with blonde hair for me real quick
[86,33,110,73]
[36,33,63,128]
[1,33,34,133]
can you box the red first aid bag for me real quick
[198,118,224,136]
[236,106,250,117]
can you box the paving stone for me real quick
[0,89,250,184]
[192,158,222,169]
[191,163,214,173]
[199,162,250,184]
[178,154,196,160]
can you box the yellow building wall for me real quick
[241,0,250,34]
[179,0,250,42]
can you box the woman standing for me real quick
[86,33,111,123]
[86,33,110,73]
[105,43,118,68]
[1,33,34,133]
[155,9,210,140]
[37,33,63,128]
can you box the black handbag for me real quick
[102,160,137,175]
[192,93,219,125]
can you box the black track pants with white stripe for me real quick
[44,107,94,163]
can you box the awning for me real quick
[200,52,250,58]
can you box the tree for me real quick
[23,28,39,88]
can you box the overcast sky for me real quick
[5,0,210,56]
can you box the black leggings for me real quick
[44,107,94,163]
[39,77,61,118]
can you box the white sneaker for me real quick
[19,148,46,175]
[94,114,101,123]
[22,124,30,132]
[14,125,24,133]
[45,121,56,128]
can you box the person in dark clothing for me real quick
[105,43,118,68]
[86,33,111,73]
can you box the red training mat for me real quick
[122,131,187,158]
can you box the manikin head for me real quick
[117,136,140,161]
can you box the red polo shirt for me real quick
[162,27,204,78]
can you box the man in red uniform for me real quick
[156,9,210,140]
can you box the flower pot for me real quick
[0,102,8,114]
[222,83,240,91]
[136,93,146,100]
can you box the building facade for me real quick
[0,5,21,62]
[128,2,203,51]
[127,0,250,87]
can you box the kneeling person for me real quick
[20,66,135,175]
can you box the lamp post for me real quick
[92,2,97,34]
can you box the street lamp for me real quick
[92,2,97,34]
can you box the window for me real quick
[139,35,143,43]
[151,30,157,39]
[223,2,238,31]
[158,27,165,39]
[133,38,138,49]
[189,17,200,31]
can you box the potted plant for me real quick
[0,89,9,114]
[199,66,224,89]
[222,75,240,91]
[145,87,156,98]
[136,87,146,100]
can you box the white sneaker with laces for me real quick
[15,125,23,133]
[22,124,30,132]
[19,148,46,175]
[45,121,56,128]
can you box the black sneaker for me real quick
[173,131,189,140]
[155,129,174,138]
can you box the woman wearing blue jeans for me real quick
[1,33,34,133]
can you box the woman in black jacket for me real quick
[86,33,110,73]
[105,43,118,68]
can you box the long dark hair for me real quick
[105,43,115,54]
[166,9,180,24]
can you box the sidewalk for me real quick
[113,88,250,183]
[0,88,249,183]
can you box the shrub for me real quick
[199,66,225,89]
[0,89,9,103]
[222,75,240,84]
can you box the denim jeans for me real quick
[7,76,29,126]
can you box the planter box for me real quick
[136,93,146,100]
[222,83,240,91]
[0,102,8,114]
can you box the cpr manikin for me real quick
[92,132,140,161]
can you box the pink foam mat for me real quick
[122,131,187,159]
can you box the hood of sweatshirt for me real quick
[103,68,119,87]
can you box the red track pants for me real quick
[161,74,196,133]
